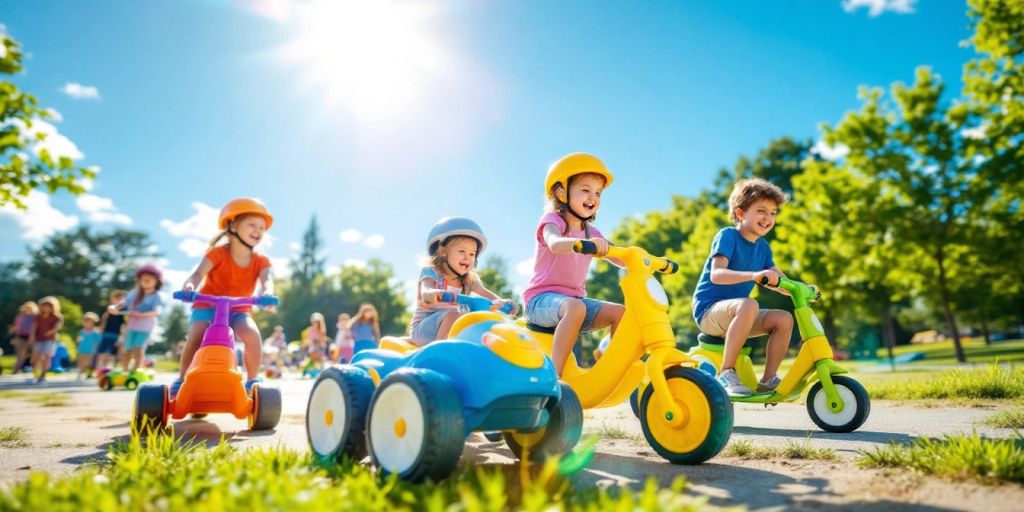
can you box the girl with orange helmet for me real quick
[522,153,626,375]
[108,264,164,373]
[173,198,275,397]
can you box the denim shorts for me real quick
[124,330,150,350]
[525,292,609,333]
[32,340,58,357]
[189,308,250,327]
[409,309,457,345]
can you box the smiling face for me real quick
[735,198,779,238]
[232,214,268,247]
[565,173,606,219]
[442,237,479,275]
[138,273,158,291]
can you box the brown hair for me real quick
[347,303,380,333]
[545,172,607,237]
[38,296,62,317]
[207,213,264,249]
[727,178,789,223]
[430,236,479,294]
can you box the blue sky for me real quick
[0,0,972,305]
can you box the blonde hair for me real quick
[207,213,265,249]
[545,172,607,237]
[38,296,61,316]
[309,313,326,333]
[727,178,789,224]
[19,301,39,314]
[430,236,479,294]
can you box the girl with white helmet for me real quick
[409,217,516,345]
[522,153,626,375]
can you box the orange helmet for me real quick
[544,153,614,200]
[219,198,273,230]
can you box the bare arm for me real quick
[710,256,783,286]
[44,318,63,339]
[259,266,274,295]
[470,280,500,301]
[183,257,215,291]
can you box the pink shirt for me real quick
[522,212,604,306]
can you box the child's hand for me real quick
[588,238,610,257]
[183,282,195,292]
[107,304,120,315]
[754,269,783,287]
[260,292,277,313]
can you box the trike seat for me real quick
[697,333,766,345]
[525,322,555,335]
[379,336,419,354]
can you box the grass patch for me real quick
[858,432,1024,484]
[983,409,1024,429]
[722,438,838,461]
[0,390,72,407]
[151,359,179,373]
[0,433,706,511]
[0,427,29,448]
[865,364,1024,401]
[593,423,642,442]
[873,339,1024,365]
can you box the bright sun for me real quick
[279,0,449,125]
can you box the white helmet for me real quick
[427,217,487,256]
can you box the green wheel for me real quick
[639,366,732,464]
[503,383,583,462]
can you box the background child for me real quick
[691,178,793,397]
[523,153,625,375]
[96,290,126,369]
[28,296,63,383]
[304,312,328,367]
[347,303,380,354]
[109,265,164,373]
[76,312,101,379]
[176,197,274,397]
[333,313,354,363]
[410,217,515,346]
[8,301,37,374]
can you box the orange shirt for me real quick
[195,245,271,311]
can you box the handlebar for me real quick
[439,292,515,314]
[173,290,280,308]
[572,241,679,275]
[758,276,821,303]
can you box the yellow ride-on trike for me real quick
[518,241,733,464]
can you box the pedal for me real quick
[764,402,778,408]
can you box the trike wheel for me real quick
[806,375,870,433]
[629,387,641,419]
[367,369,464,483]
[306,365,374,464]
[132,384,168,434]
[125,378,138,391]
[504,383,583,462]
[639,366,732,465]
[248,385,282,430]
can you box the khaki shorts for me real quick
[698,299,771,338]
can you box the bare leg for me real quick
[551,299,586,375]
[755,310,793,379]
[178,321,209,379]
[722,298,759,371]
[588,303,625,334]
[127,347,143,373]
[234,318,263,381]
[434,311,461,341]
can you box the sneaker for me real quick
[170,378,184,399]
[757,375,781,394]
[716,368,752,397]
[245,377,263,394]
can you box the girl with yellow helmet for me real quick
[522,153,626,375]
[172,197,275,398]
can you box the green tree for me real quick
[338,259,410,336]
[0,32,95,208]
[26,227,161,315]
[707,136,815,210]
[0,262,31,352]
[159,304,189,352]
[477,255,515,299]
[56,296,82,346]
[290,215,325,287]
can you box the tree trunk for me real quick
[823,310,839,348]
[936,252,966,363]
[881,300,897,372]
[981,312,991,346]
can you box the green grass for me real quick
[0,433,706,511]
[593,423,642,442]
[983,409,1024,430]
[0,427,29,448]
[872,338,1024,365]
[151,358,179,373]
[722,438,838,461]
[864,364,1024,401]
[858,432,1024,484]
[0,390,72,407]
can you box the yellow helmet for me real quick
[544,153,614,200]
[219,198,274,230]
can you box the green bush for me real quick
[858,432,1024,484]
[866,364,1024,401]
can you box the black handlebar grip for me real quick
[575,240,598,254]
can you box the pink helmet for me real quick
[135,264,164,290]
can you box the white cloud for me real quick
[76,193,132,225]
[363,234,385,250]
[160,202,220,257]
[269,257,292,280]
[841,0,915,17]
[343,258,367,269]
[177,238,209,258]
[62,82,102,100]
[0,190,79,240]
[516,257,534,277]
[339,228,364,243]
[8,117,84,161]
[811,140,850,161]
[289,242,301,252]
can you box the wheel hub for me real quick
[394,418,407,438]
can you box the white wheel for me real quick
[305,366,373,463]
[369,382,426,475]
[308,377,347,455]
[806,375,870,433]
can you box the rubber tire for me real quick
[125,378,138,391]
[639,366,733,465]
[132,384,167,434]
[305,365,375,464]
[806,375,870,433]
[629,387,641,419]
[367,369,465,483]
[503,383,583,462]
[249,385,282,430]
[104,377,114,391]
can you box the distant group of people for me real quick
[271,303,381,373]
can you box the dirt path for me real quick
[1,372,1021,510]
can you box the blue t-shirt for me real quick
[691,227,776,324]
[78,330,102,354]
[123,290,164,333]
[351,321,376,342]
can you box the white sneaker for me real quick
[716,368,752,397]
[757,375,781,393]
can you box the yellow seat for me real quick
[379,336,419,354]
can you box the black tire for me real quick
[639,366,732,465]
[806,375,870,433]
[125,378,138,391]
[132,384,167,434]
[367,369,465,483]
[503,383,583,462]
[249,385,282,430]
[629,387,641,419]
[305,365,375,464]
[97,375,108,390]
[103,377,114,391]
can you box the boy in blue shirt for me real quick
[691,178,793,397]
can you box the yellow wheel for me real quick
[639,366,732,464]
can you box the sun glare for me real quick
[280,0,449,125]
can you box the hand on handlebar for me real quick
[756,269,783,288]
[492,299,519,316]
[587,238,610,257]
